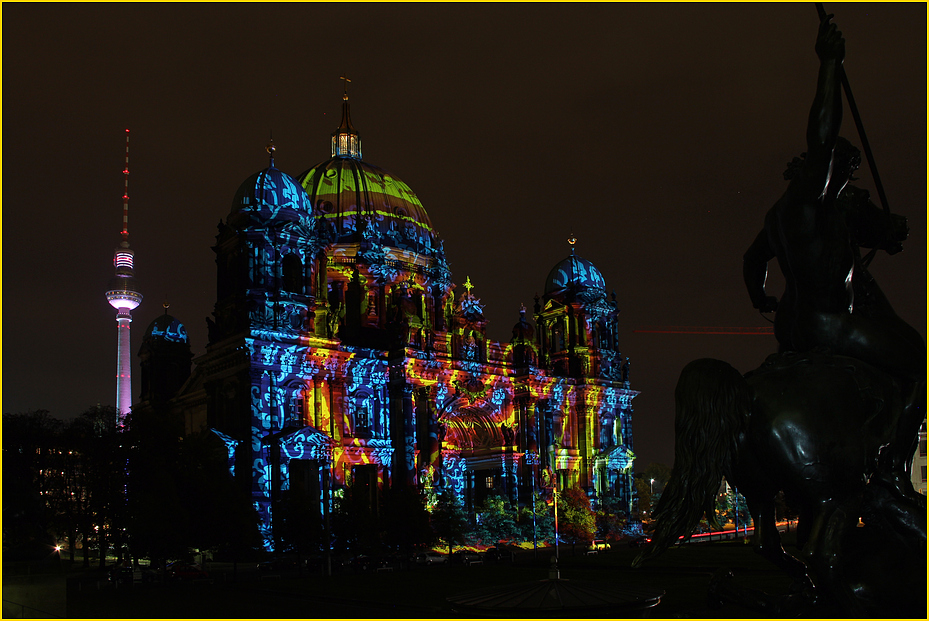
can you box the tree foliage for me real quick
[2,410,63,558]
[332,478,382,555]
[124,410,261,565]
[633,475,653,521]
[519,492,554,545]
[430,487,470,554]
[595,496,627,540]
[382,485,434,554]
[715,483,752,531]
[471,492,520,545]
[556,486,596,544]
[277,487,324,563]
[67,406,127,567]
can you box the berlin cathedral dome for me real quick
[543,249,608,302]
[228,160,315,229]
[298,92,443,261]
[299,158,440,256]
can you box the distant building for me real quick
[157,92,639,550]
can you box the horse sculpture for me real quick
[632,350,926,617]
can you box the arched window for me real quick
[282,254,303,294]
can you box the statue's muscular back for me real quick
[767,177,856,351]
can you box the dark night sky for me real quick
[3,3,925,469]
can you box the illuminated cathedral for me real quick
[155,91,639,549]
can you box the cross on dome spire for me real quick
[340,74,351,100]
[332,76,361,159]
[266,133,275,168]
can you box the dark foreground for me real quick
[4,537,906,618]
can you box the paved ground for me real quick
[5,538,918,618]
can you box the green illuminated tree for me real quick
[518,492,554,545]
[557,486,596,550]
[595,496,627,540]
[430,487,470,555]
[471,492,520,545]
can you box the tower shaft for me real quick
[115,312,133,418]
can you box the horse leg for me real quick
[748,496,815,595]
[876,379,926,508]
[802,496,867,615]
[705,496,816,615]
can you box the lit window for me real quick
[485,476,493,489]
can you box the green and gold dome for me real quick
[297,93,441,257]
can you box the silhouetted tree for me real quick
[2,410,63,559]
[430,487,469,555]
[595,496,627,540]
[633,475,653,521]
[332,478,382,555]
[382,485,433,558]
[123,408,188,568]
[67,405,126,568]
[124,411,261,571]
[277,487,324,571]
[180,430,262,562]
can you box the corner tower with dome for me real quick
[168,89,639,550]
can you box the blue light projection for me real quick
[546,254,607,293]
[149,318,188,343]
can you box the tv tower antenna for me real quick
[105,129,143,426]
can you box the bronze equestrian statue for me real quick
[635,13,926,617]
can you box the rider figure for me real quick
[742,15,925,490]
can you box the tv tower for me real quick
[105,129,143,426]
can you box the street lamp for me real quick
[650,478,654,495]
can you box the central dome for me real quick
[298,157,439,253]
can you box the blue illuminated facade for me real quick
[171,95,639,550]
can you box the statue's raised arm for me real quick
[802,14,846,197]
